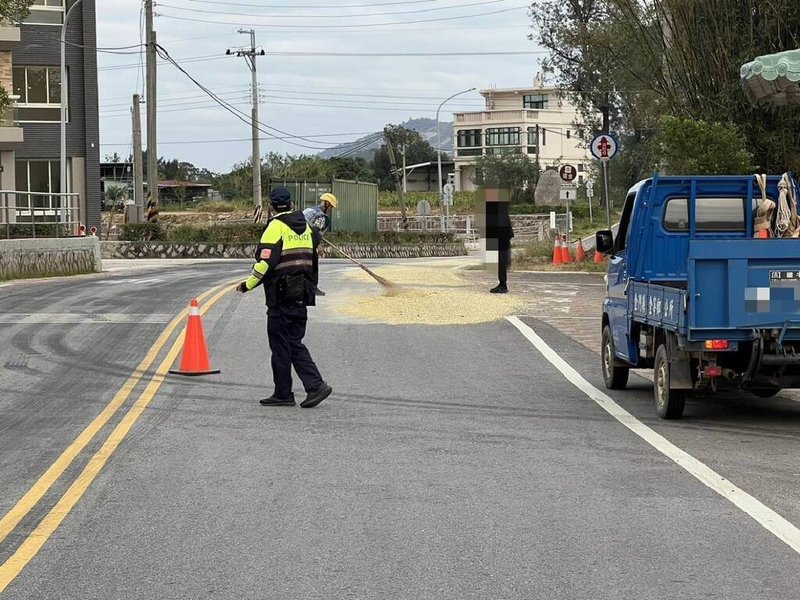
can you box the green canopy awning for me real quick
[740,48,800,106]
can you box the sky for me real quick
[97,0,545,173]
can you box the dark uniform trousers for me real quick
[267,302,324,398]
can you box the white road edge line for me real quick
[506,315,800,556]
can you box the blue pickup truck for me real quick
[596,174,800,419]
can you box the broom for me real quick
[321,238,396,292]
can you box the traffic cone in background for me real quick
[576,239,587,261]
[594,249,605,264]
[561,235,573,263]
[169,299,221,376]
[552,236,564,266]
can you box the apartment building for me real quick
[1,0,99,227]
[451,83,591,191]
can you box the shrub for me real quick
[324,231,458,245]
[168,225,224,243]
[0,224,71,239]
[121,223,163,241]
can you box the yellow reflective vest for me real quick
[244,210,317,306]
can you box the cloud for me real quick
[97,2,545,172]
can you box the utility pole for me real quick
[384,133,408,230]
[599,92,610,210]
[145,0,158,213]
[401,143,407,193]
[132,94,144,224]
[227,30,265,212]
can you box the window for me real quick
[13,66,62,122]
[577,164,584,172]
[526,126,545,148]
[523,94,548,109]
[16,160,61,193]
[614,193,637,252]
[27,0,65,25]
[663,197,749,232]
[485,127,520,146]
[528,127,547,154]
[457,129,481,148]
[16,160,62,210]
[485,146,521,156]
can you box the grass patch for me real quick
[510,239,608,272]
[191,199,254,213]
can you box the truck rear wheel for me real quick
[602,326,629,390]
[654,344,686,419]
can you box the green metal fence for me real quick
[267,178,378,233]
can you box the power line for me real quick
[99,54,225,72]
[263,50,542,57]
[100,87,250,109]
[184,0,443,7]
[98,48,535,72]
[158,0,507,19]
[333,134,385,158]
[100,131,379,146]
[154,44,336,150]
[100,99,252,118]
[113,89,480,110]
[155,5,528,28]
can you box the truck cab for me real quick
[597,174,800,418]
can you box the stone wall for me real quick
[101,241,467,260]
[0,238,102,280]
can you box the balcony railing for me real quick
[455,110,541,125]
[0,191,83,239]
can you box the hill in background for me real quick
[319,117,454,160]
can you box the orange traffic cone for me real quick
[561,235,573,263]
[594,249,605,264]
[552,236,564,266]
[576,239,587,261]
[169,299,221,376]
[756,228,770,239]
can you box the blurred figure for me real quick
[476,188,514,294]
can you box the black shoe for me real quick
[315,288,326,297]
[301,383,332,408]
[490,284,508,294]
[260,393,295,406]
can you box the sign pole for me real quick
[603,161,611,230]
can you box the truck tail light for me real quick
[705,366,723,378]
[704,340,729,350]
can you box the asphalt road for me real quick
[1,259,800,599]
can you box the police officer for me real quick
[236,187,332,408]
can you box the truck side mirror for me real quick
[596,230,614,255]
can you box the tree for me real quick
[133,152,217,183]
[372,125,439,191]
[0,2,33,114]
[104,184,127,214]
[473,152,542,204]
[530,0,800,180]
[104,152,122,163]
[657,116,754,175]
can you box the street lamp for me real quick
[437,86,475,232]
[61,0,83,221]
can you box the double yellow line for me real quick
[0,280,237,592]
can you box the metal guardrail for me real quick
[377,214,560,243]
[0,191,83,239]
